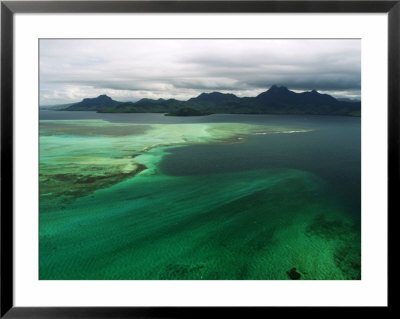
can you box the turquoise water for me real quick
[39,111,361,280]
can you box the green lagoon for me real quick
[39,111,361,280]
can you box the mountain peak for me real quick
[268,85,289,92]
[189,91,239,103]
[96,94,112,100]
[257,85,292,99]
[198,92,231,97]
[66,94,121,111]
[82,94,112,102]
[256,85,296,103]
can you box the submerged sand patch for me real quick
[39,167,360,280]
[40,120,311,204]
[39,118,360,280]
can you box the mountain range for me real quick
[59,85,361,116]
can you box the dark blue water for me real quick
[159,115,361,224]
[40,110,361,279]
[40,110,361,223]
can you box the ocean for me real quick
[39,111,361,280]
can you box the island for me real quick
[165,107,212,117]
[43,85,361,117]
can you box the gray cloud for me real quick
[40,39,361,105]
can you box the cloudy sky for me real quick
[40,39,361,105]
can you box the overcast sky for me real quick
[40,39,361,105]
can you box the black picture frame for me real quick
[1,1,396,317]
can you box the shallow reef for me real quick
[39,119,360,280]
[305,214,361,279]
